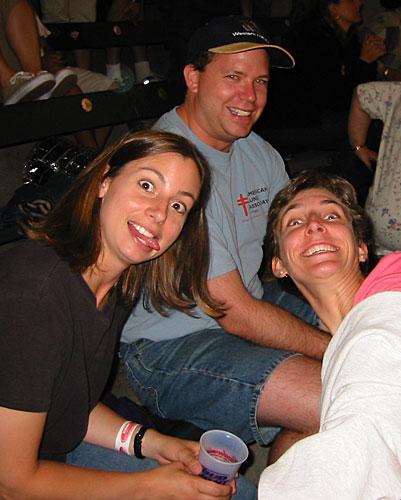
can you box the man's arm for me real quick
[207,269,330,360]
[348,89,378,170]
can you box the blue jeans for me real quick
[67,441,257,499]
[120,282,317,446]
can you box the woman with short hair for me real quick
[259,169,401,499]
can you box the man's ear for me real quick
[183,64,200,93]
[271,256,288,278]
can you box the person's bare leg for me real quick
[107,0,150,78]
[94,126,113,150]
[132,45,147,63]
[107,0,132,22]
[62,86,97,148]
[6,0,42,74]
[131,45,153,82]
[268,429,311,465]
[105,0,128,78]
[257,355,322,462]
[0,51,15,90]
[73,49,91,70]
[74,128,99,149]
[106,46,121,66]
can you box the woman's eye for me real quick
[325,213,338,220]
[139,180,154,192]
[171,201,186,214]
[288,219,302,227]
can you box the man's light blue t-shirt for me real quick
[121,107,289,343]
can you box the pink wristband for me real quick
[114,421,139,455]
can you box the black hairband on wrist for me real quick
[134,426,148,459]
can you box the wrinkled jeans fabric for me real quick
[67,441,257,499]
[120,282,317,446]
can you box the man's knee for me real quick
[257,355,322,433]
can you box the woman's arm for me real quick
[85,402,203,475]
[348,89,378,170]
[0,405,233,500]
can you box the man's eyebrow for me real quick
[225,68,269,78]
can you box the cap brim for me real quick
[209,42,295,69]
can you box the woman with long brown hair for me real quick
[0,130,256,499]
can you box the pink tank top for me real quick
[354,252,401,306]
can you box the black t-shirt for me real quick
[0,239,128,461]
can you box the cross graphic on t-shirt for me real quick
[237,193,249,217]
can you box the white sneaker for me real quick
[37,68,78,100]
[3,71,55,105]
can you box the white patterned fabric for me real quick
[358,81,401,255]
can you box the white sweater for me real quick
[259,292,401,500]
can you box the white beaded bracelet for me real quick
[114,421,139,455]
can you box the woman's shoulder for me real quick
[0,238,58,269]
[0,238,71,294]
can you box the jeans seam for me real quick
[250,350,298,445]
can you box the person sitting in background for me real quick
[363,0,401,81]
[291,0,385,121]
[0,129,256,500]
[38,18,116,150]
[348,80,401,256]
[259,169,401,499]
[264,0,386,154]
[0,0,76,105]
[105,0,162,90]
[39,0,96,70]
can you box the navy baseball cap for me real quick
[186,15,295,69]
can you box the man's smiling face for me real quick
[188,49,269,151]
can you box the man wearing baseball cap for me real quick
[121,16,330,462]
